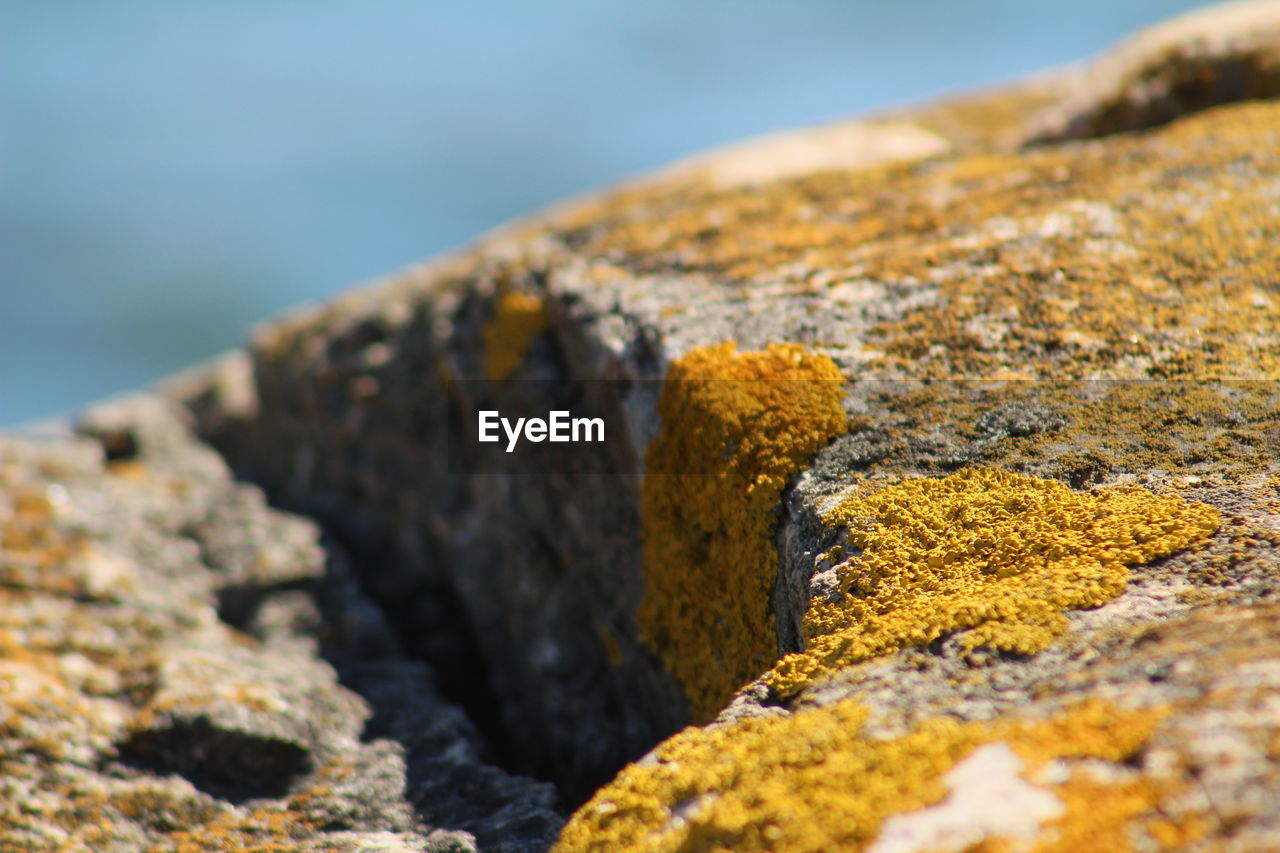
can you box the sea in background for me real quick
[3,0,1208,425]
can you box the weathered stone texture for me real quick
[0,395,559,852]
[7,0,1280,849]
[172,0,1280,820]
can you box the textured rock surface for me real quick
[9,0,1280,849]
[0,395,559,851]
[169,0,1280,815]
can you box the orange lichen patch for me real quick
[638,342,846,721]
[8,485,55,520]
[0,784,226,850]
[128,682,283,734]
[866,103,1280,381]
[107,785,225,830]
[561,157,932,282]
[0,630,65,677]
[553,698,1169,853]
[1004,699,1166,767]
[0,658,123,768]
[559,101,1280,382]
[767,468,1218,698]
[0,442,418,853]
[0,791,126,852]
[106,460,151,482]
[1140,810,1211,853]
[0,481,116,602]
[2,773,359,853]
[167,801,325,853]
[1010,776,1178,853]
[483,289,548,381]
[1003,704,1199,852]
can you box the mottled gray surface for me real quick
[0,394,558,852]
[162,1,1280,812]
[174,280,689,803]
[2,5,1276,849]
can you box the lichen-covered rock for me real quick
[143,0,1280,848]
[559,602,1280,852]
[0,395,559,852]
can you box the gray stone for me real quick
[163,4,1280,827]
[9,2,1280,849]
[0,395,559,851]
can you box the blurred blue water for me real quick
[1,0,1207,425]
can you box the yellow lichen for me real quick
[638,342,846,721]
[483,290,548,381]
[1022,774,1198,853]
[168,801,323,853]
[560,101,1280,383]
[553,698,1169,853]
[767,467,1219,697]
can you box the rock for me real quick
[169,0,1280,831]
[1024,0,1280,142]
[6,0,1280,849]
[0,395,559,852]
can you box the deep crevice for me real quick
[217,471,562,803]
[342,548,531,784]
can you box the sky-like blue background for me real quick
[3,1,1209,425]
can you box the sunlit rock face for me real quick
[9,1,1280,849]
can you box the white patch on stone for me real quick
[78,547,138,600]
[663,120,951,188]
[866,742,1063,853]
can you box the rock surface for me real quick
[0,395,560,851]
[9,1,1280,850]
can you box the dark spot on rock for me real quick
[215,579,317,635]
[97,429,140,461]
[121,717,312,802]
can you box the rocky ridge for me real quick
[0,396,559,851]
[7,1,1280,850]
